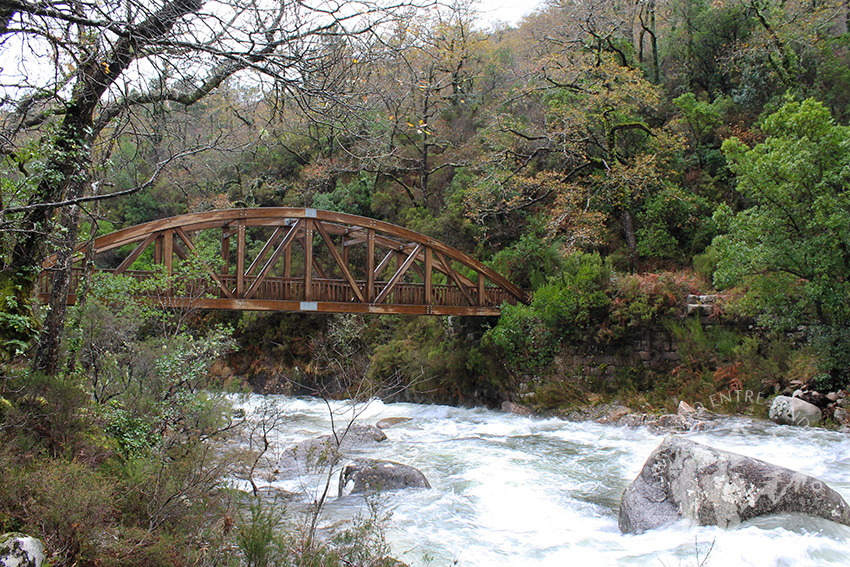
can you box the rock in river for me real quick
[277,424,388,475]
[619,437,850,534]
[769,395,822,426]
[376,417,412,429]
[339,459,431,497]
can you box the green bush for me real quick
[484,302,559,372]
[238,499,281,567]
[636,183,716,262]
[484,252,612,372]
[0,458,115,563]
[488,228,565,290]
[605,271,703,341]
[2,371,101,460]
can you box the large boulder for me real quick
[338,459,431,497]
[0,533,44,567]
[277,424,388,475]
[769,395,822,426]
[619,437,850,534]
[335,424,388,449]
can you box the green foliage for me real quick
[484,302,559,372]
[528,379,586,411]
[103,401,157,459]
[311,173,373,217]
[664,0,757,98]
[0,457,115,561]
[0,272,39,362]
[485,253,611,371]
[488,227,565,290]
[117,184,187,226]
[234,494,396,567]
[674,93,723,142]
[535,253,611,338]
[814,35,850,122]
[607,271,704,340]
[636,183,716,261]
[238,499,281,567]
[1,371,98,459]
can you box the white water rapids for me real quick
[236,395,850,566]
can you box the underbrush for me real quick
[0,369,400,566]
[0,272,398,566]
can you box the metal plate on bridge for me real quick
[300,301,318,311]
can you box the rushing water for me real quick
[236,395,850,567]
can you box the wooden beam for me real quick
[314,220,365,303]
[245,221,301,299]
[478,271,486,306]
[221,231,230,275]
[435,251,474,306]
[155,235,163,264]
[236,222,246,298]
[174,227,235,299]
[115,233,157,274]
[174,241,188,261]
[313,258,328,279]
[432,256,475,287]
[140,296,502,317]
[367,229,375,302]
[304,219,313,301]
[425,247,433,305]
[163,230,173,276]
[375,245,423,304]
[374,248,396,279]
[246,225,286,276]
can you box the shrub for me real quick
[484,253,611,372]
[605,271,704,341]
[1,458,115,564]
[483,303,559,372]
[238,499,281,567]
[488,229,565,290]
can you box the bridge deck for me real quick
[38,268,519,316]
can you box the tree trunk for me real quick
[32,204,82,374]
[64,215,98,378]
[621,209,638,270]
[0,0,205,369]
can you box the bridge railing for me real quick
[39,267,523,308]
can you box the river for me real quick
[236,395,850,566]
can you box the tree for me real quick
[713,97,850,386]
[320,0,489,219]
[0,0,424,367]
[466,35,683,266]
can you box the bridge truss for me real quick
[39,208,527,316]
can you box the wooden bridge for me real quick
[39,208,527,316]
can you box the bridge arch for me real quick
[40,208,527,316]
